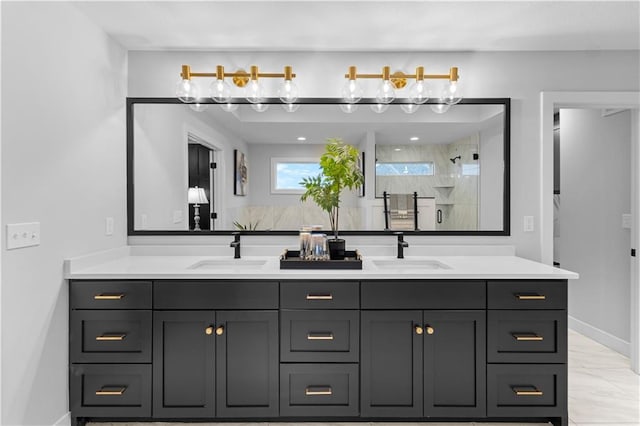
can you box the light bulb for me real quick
[443,81,462,105]
[189,102,209,112]
[375,80,395,104]
[282,103,300,113]
[430,104,450,114]
[341,79,363,104]
[408,80,429,104]
[339,104,359,114]
[210,78,232,103]
[246,80,265,104]
[400,104,420,114]
[370,104,389,114]
[278,79,299,103]
[251,103,269,113]
[176,79,200,103]
[220,103,239,112]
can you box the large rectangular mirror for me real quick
[127,98,509,235]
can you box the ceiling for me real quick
[75,1,639,52]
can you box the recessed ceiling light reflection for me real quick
[297,137,307,142]
[410,136,419,141]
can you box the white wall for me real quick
[1,3,128,425]
[127,50,639,260]
[559,109,632,348]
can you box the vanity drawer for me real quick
[488,310,566,363]
[361,280,485,309]
[154,280,278,309]
[70,310,152,363]
[487,364,567,418]
[70,281,152,310]
[488,280,567,310]
[69,363,151,417]
[280,363,359,417]
[281,281,359,309]
[281,310,359,362]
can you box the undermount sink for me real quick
[187,259,267,270]
[372,259,451,270]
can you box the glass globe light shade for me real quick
[210,78,232,103]
[400,104,420,114]
[341,79,364,104]
[407,80,429,104]
[176,79,200,103]
[442,81,462,105]
[220,103,239,112]
[430,103,451,114]
[375,80,396,104]
[278,79,299,104]
[189,102,209,112]
[251,103,269,113]
[246,80,266,104]
[370,104,389,114]
[339,104,359,114]
[282,103,300,113]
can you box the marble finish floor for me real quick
[89,330,640,426]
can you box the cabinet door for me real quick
[216,310,279,417]
[423,310,486,417]
[361,310,423,417]
[153,311,216,418]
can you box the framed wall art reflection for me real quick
[234,149,248,196]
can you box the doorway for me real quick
[541,91,640,373]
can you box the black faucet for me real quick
[395,232,409,259]
[230,232,241,259]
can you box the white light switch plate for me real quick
[7,222,41,249]
[622,213,632,229]
[524,216,534,232]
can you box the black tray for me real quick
[280,250,362,270]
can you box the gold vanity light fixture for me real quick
[176,64,299,108]
[341,65,462,109]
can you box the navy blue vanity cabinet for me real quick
[69,280,153,421]
[153,280,279,418]
[360,280,487,418]
[486,280,568,426]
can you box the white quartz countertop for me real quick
[64,246,579,280]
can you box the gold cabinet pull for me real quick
[95,334,126,341]
[426,325,435,335]
[307,332,334,340]
[215,325,224,336]
[512,386,543,396]
[205,326,214,335]
[512,333,544,341]
[306,294,333,300]
[95,386,127,396]
[414,325,424,335]
[305,387,332,396]
[515,294,546,301]
[93,293,124,300]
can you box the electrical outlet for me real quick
[524,216,534,232]
[7,222,41,249]
[622,213,632,229]
[173,210,183,224]
[105,217,114,236]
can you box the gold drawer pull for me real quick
[205,326,214,335]
[516,294,546,301]
[95,334,126,341]
[512,333,544,341]
[305,387,332,396]
[425,325,435,335]
[215,326,224,336]
[415,325,424,335]
[94,293,125,300]
[512,386,543,396]
[307,333,334,340]
[306,294,333,300]
[95,386,127,396]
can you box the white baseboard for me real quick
[569,315,630,357]
[53,411,71,426]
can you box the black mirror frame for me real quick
[127,97,510,236]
